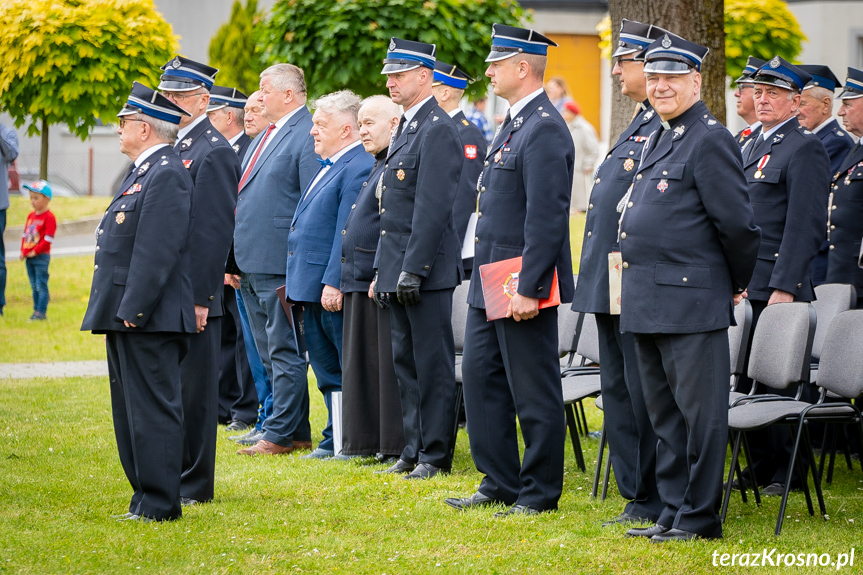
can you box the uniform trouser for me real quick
[594,313,663,521]
[179,316,221,502]
[389,288,456,468]
[218,285,258,425]
[738,299,810,486]
[106,330,189,521]
[240,272,310,446]
[462,305,565,511]
[302,302,343,452]
[634,329,729,538]
[236,289,271,430]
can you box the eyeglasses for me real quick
[615,58,639,67]
[118,118,146,128]
[162,91,205,102]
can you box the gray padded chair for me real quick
[449,280,471,460]
[562,313,602,472]
[720,302,818,535]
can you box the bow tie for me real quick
[318,158,333,167]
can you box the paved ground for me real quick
[0,360,107,380]
[5,232,96,262]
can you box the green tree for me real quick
[258,0,527,101]
[209,0,265,94]
[0,0,178,179]
[725,0,806,80]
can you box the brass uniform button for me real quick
[622,262,629,269]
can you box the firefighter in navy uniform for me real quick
[81,82,196,522]
[157,56,241,506]
[571,18,667,528]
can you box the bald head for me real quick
[358,95,400,156]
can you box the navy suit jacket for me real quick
[743,117,830,302]
[619,101,760,334]
[827,143,863,290]
[341,151,386,293]
[375,97,463,292]
[174,117,239,317]
[81,146,195,334]
[451,109,487,248]
[286,143,374,302]
[467,91,575,309]
[234,107,319,275]
[573,101,660,314]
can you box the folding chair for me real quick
[449,280,470,460]
[562,313,601,472]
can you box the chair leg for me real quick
[817,423,831,483]
[564,404,586,472]
[721,430,744,523]
[802,423,826,517]
[741,433,761,506]
[827,422,839,484]
[841,423,854,472]
[601,451,611,500]
[578,400,590,436]
[790,425,815,518]
[591,422,606,498]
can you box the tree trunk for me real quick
[608,0,726,143]
[40,117,49,180]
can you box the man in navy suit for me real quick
[158,57,240,506]
[572,18,666,528]
[430,60,486,279]
[207,86,259,432]
[796,65,855,285]
[285,90,374,459]
[737,58,830,496]
[235,63,319,456]
[619,35,760,542]
[733,57,765,149]
[82,82,196,521]
[445,24,574,515]
[373,38,463,479]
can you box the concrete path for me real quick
[0,360,107,380]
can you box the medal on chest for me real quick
[754,154,770,179]
[115,212,125,224]
[623,158,634,172]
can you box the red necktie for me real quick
[239,124,275,189]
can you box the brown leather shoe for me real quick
[292,440,313,450]
[236,439,293,456]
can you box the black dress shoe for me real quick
[651,528,720,542]
[180,497,200,507]
[625,524,670,538]
[117,514,155,523]
[375,458,415,474]
[404,462,448,480]
[445,492,500,511]
[110,512,134,519]
[601,512,652,527]
[226,420,253,432]
[761,482,788,496]
[494,504,542,518]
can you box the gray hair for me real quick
[313,90,362,129]
[260,63,307,103]
[134,114,178,143]
[215,105,246,124]
[806,86,833,102]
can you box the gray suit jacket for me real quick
[233,107,319,275]
[0,124,20,211]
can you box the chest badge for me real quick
[494,149,503,163]
[183,159,193,169]
[180,137,193,148]
[754,154,771,179]
[657,179,669,193]
[396,169,405,181]
[115,212,126,224]
[623,158,634,172]
[137,162,150,176]
[123,183,142,195]
[512,116,523,130]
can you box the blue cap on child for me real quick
[23,180,52,200]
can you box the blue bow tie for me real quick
[318,158,333,167]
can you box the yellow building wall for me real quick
[545,33,602,134]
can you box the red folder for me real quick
[478,256,560,321]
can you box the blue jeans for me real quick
[0,209,6,310]
[25,253,50,314]
[235,289,272,430]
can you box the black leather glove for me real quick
[373,272,390,309]
[396,271,422,306]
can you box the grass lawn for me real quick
[2,218,862,573]
[6,194,109,228]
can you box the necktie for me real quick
[318,158,333,167]
[239,123,275,189]
[501,111,512,130]
[744,134,764,164]
[394,116,406,141]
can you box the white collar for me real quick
[177,114,207,141]
[273,106,304,131]
[324,140,362,164]
[508,87,545,120]
[228,131,245,145]
[811,117,835,134]
[747,120,762,131]
[447,108,460,119]
[761,116,796,140]
[135,143,169,167]
[403,95,435,124]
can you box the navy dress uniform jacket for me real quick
[174,118,240,317]
[341,152,386,294]
[467,92,575,308]
[826,143,863,291]
[619,101,761,334]
[286,144,374,302]
[451,110,487,247]
[235,107,319,275]
[81,146,195,333]
[735,125,762,150]
[573,102,659,313]
[816,119,855,175]
[375,98,463,292]
[233,133,252,160]
[742,117,830,302]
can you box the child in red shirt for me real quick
[20,180,56,320]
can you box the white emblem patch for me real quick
[673,125,686,139]
[769,56,780,69]
[389,39,396,51]
[661,34,672,49]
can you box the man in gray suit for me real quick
[0,121,19,316]
[235,63,320,456]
